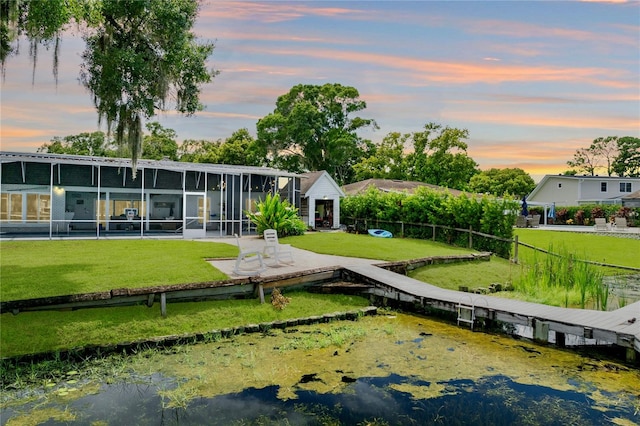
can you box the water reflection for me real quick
[2,314,639,425]
[3,374,635,425]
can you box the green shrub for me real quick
[341,187,519,258]
[246,192,306,237]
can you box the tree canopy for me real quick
[468,168,536,198]
[567,136,640,177]
[256,83,377,185]
[38,130,116,157]
[179,128,264,166]
[352,122,479,190]
[2,0,217,174]
[612,136,640,177]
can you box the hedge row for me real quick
[340,187,519,258]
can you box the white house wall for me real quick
[528,175,640,206]
[577,177,636,203]
[528,177,580,206]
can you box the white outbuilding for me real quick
[299,171,344,229]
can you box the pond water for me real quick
[605,274,640,309]
[2,313,639,425]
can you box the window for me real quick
[600,182,607,192]
[620,182,632,193]
[0,193,50,222]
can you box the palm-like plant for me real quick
[246,193,307,237]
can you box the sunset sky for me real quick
[1,1,638,181]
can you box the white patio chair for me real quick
[262,229,294,265]
[594,217,608,231]
[614,217,628,231]
[233,234,266,276]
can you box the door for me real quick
[183,192,207,238]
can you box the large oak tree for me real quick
[2,0,217,174]
[256,83,377,185]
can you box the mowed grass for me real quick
[409,257,520,292]
[1,230,636,357]
[285,232,475,261]
[0,240,238,301]
[0,292,370,358]
[1,234,474,302]
[513,229,640,270]
[409,229,639,307]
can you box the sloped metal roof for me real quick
[0,151,300,177]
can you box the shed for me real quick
[300,171,344,229]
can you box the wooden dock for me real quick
[344,265,640,363]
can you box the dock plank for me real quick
[346,264,640,352]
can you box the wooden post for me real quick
[432,225,436,241]
[401,221,404,238]
[533,320,549,343]
[146,294,155,307]
[258,284,265,304]
[160,292,166,318]
[513,235,519,264]
[468,226,473,249]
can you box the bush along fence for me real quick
[528,204,639,227]
[340,187,519,258]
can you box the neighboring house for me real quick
[527,175,640,207]
[299,171,344,229]
[622,190,640,208]
[0,151,300,239]
[342,178,468,197]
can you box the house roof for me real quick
[0,151,300,178]
[622,190,640,200]
[341,178,467,197]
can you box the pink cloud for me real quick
[443,107,638,131]
[255,46,636,89]
[200,1,370,24]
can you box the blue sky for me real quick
[1,1,638,180]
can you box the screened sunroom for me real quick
[0,152,300,239]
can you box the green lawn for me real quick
[2,230,637,358]
[513,229,640,269]
[1,234,475,302]
[0,240,237,301]
[285,232,475,261]
[409,257,519,291]
[0,292,369,358]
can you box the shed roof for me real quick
[299,171,345,197]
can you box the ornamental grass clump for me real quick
[515,244,606,309]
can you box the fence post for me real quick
[401,221,404,238]
[513,235,519,264]
[468,226,473,249]
[432,225,436,241]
